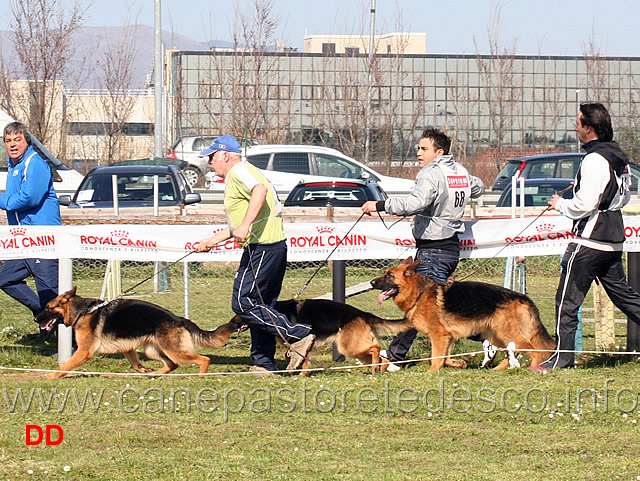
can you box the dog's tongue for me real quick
[377,289,394,307]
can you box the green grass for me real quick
[1,260,640,479]
[2,366,640,479]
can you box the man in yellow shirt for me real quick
[197,135,314,373]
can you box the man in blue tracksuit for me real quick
[0,122,61,340]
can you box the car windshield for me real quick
[191,137,218,152]
[315,154,362,179]
[0,136,67,170]
[75,173,176,203]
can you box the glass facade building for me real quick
[167,50,640,168]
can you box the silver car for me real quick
[166,134,259,187]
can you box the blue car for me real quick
[496,178,574,207]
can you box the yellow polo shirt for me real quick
[224,162,285,245]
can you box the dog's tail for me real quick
[525,300,556,353]
[365,315,413,334]
[181,316,244,349]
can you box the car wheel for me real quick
[183,166,203,187]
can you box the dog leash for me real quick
[239,211,370,372]
[87,250,197,313]
[241,241,329,372]
[368,186,573,284]
[455,184,573,282]
[294,211,367,299]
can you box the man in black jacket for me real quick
[536,103,640,371]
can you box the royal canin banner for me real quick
[2,216,640,262]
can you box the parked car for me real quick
[491,153,584,191]
[58,165,200,208]
[109,157,187,169]
[496,178,574,207]
[0,109,84,191]
[284,179,387,207]
[205,144,415,198]
[166,134,260,187]
[492,152,640,193]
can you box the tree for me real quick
[95,23,141,163]
[582,30,612,106]
[1,0,90,157]
[446,65,481,168]
[174,0,295,145]
[474,2,523,174]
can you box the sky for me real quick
[0,0,638,57]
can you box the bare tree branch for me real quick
[6,0,91,152]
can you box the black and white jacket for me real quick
[555,141,630,251]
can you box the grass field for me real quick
[1,260,639,480]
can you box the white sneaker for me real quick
[386,362,402,372]
[380,349,402,372]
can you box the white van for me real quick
[0,109,84,192]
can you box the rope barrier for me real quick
[5,346,638,378]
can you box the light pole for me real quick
[154,0,163,159]
[364,0,376,165]
[575,89,580,152]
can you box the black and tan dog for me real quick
[36,287,242,379]
[371,257,555,372]
[272,299,411,374]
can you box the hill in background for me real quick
[0,25,232,89]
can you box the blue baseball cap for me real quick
[199,134,241,156]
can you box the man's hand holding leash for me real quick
[196,227,232,252]
[548,194,562,211]
[361,200,378,215]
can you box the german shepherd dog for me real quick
[36,287,242,379]
[371,258,555,372]
[273,299,411,374]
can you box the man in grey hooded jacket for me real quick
[362,128,484,369]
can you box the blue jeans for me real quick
[386,248,459,362]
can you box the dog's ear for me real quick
[62,287,77,301]
[402,256,414,265]
[404,259,421,276]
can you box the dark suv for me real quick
[58,165,201,208]
[492,153,584,191]
[492,152,640,192]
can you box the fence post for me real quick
[593,284,615,350]
[331,260,346,362]
[57,258,73,364]
[183,261,190,319]
[627,252,640,351]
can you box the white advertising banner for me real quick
[2,216,640,262]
